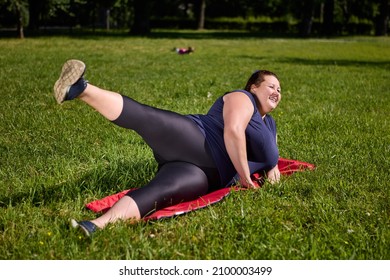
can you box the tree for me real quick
[375,0,389,35]
[2,0,28,38]
[91,0,117,30]
[196,0,206,30]
[298,0,316,36]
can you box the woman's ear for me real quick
[250,84,258,93]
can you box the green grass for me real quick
[0,32,389,260]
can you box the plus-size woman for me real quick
[53,59,281,236]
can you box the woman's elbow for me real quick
[224,125,245,139]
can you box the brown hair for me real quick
[244,70,279,92]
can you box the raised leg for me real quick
[78,84,123,121]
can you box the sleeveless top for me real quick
[187,89,279,187]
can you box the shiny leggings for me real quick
[112,95,220,217]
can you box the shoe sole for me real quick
[54,60,86,104]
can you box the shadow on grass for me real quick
[0,161,155,208]
[239,55,390,69]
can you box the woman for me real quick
[54,59,281,237]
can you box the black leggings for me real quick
[112,95,221,217]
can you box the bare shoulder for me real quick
[223,91,252,103]
[223,91,254,116]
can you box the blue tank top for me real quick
[187,90,279,187]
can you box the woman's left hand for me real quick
[266,165,280,184]
[239,177,258,189]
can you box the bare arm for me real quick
[266,133,280,184]
[223,91,255,188]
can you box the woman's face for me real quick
[250,75,281,117]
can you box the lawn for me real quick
[0,31,389,260]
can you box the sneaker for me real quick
[54,59,86,104]
[70,219,97,237]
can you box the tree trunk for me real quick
[17,3,24,39]
[375,0,389,36]
[131,0,151,35]
[197,0,206,30]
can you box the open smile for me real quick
[269,95,279,103]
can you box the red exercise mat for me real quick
[85,158,315,220]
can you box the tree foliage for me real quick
[0,0,388,37]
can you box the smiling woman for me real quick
[244,70,281,114]
[223,71,282,186]
[248,72,281,115]
[53,59,282,237]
